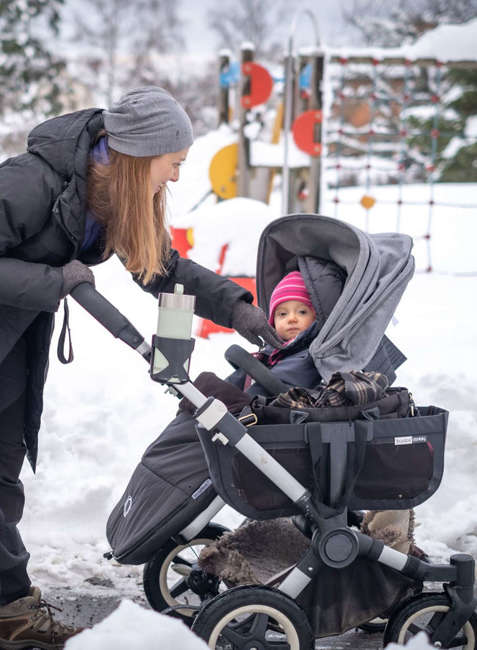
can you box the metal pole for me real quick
[307,49,324,214]
[238,43,254,198]
[281,49,294,215]
[218,49,231,126]
[281,10,321,216]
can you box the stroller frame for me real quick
[71,281,477,648]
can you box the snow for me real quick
[466,116,477,138]
[65,600,207,649]
[321,183,477,274]
[15,118,477,647]
[168,125,237,217]
[328,17,477,62]
[250,137,311,168]
[405,19,477,62]
[386,634,433,650]
[172,196,277,276]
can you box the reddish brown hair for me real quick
[87,143,169,284]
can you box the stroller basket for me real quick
[198,406,448,520]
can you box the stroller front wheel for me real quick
[192,585,313,649]
[383,592,477,649]
[142,523,229,622]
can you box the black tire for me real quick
[191,585,314,649]
[143,523,228,622]
[383,592,477,649]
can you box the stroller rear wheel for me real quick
[143,523,229,622]
[383,592,477,649]
[192,585,313,649]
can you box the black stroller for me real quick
[72,214,477,649]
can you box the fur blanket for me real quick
[199,513,417,636]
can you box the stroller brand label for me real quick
[394,435,427,445]
[395,436,413,445]
[192,478,212,500]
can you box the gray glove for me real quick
[231,300,284,349]
[60,260,95,298]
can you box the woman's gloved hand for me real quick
[60,260,95,298]
[231,301,284,349]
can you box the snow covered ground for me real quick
[16,124,477,648]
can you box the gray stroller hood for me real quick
[256,214,415,381]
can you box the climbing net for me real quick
[324,56,477,274]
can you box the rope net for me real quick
[322,56,477,275]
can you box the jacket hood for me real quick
[27,108,104,178]
[26,109,105,256]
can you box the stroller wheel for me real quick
[383,592,477,648]
[192,585,313,649]
[143,523,229,622]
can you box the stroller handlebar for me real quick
[70,282,152,362]
[225,344,288,396]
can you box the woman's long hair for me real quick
[87,136,169,284]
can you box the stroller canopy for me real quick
[256,214,415,381]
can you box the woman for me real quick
[0,86,281,647]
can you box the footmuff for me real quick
[106,373,252,565]
[106,411,215,565]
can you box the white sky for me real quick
[177,0,349,55]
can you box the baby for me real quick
[269,270,316,342]
[228,270,322,394]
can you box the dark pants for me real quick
[0,337,31,605]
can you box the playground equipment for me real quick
[212,14,324,216]
[210,18,477,247]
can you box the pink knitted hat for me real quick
[268,271,314,324]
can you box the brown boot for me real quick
[0,586,82,649]
[361,509,415,554]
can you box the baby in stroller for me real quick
[225,267,415,552]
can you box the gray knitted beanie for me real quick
[103,86,193,157]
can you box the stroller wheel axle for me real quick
[315,527,359,568]
[187,567,221,600]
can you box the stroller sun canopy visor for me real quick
[256,214,415,381]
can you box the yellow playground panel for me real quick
[209,143,238,199]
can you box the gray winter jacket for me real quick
[0,108,251,469]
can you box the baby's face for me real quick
[273,300,315,341]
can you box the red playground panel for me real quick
[197,277,257,338]
[170,226,193,258]
[241,62,274,108]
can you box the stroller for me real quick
[73,214,477,649]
